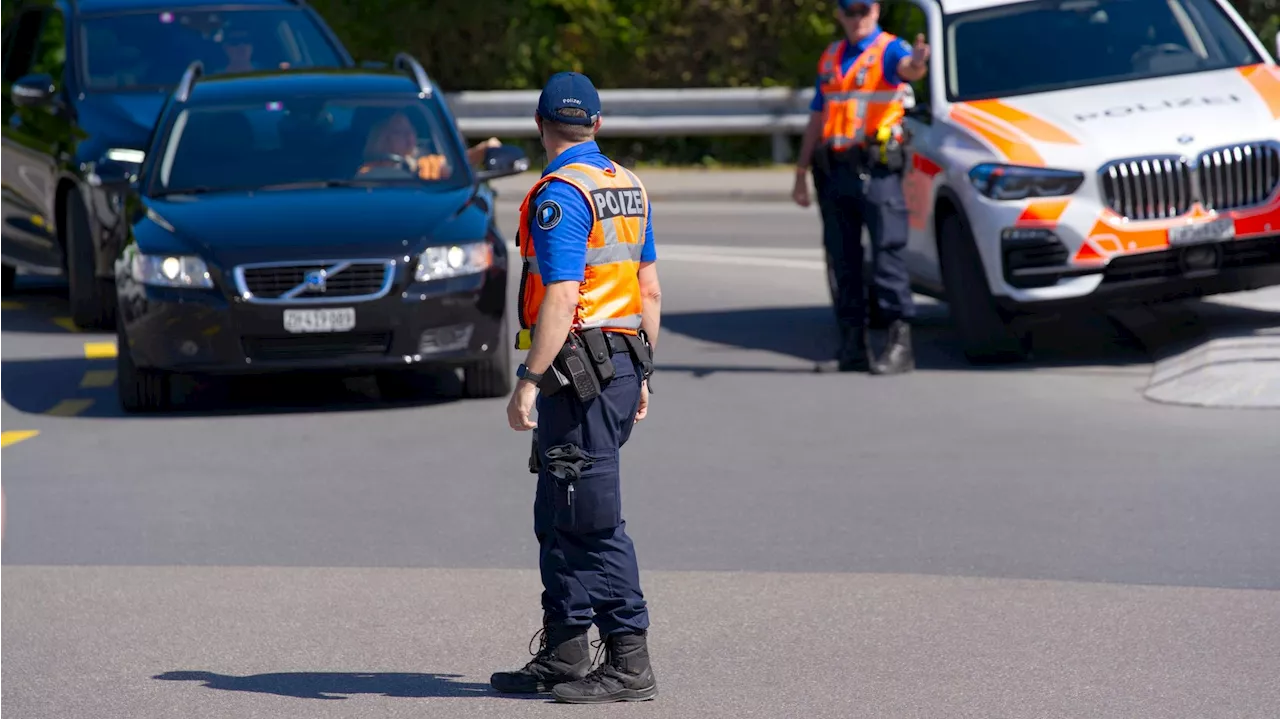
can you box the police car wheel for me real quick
[64,192,116,331]
[938,213,1031,365]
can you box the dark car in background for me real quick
[107,56,530,412]
[1,0,353,328]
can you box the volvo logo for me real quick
[303,269,328,293]
[1177,134,1194,144]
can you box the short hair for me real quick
[542,107,596,142]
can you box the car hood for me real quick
[141,185,488,267]
[948,64,1280,168]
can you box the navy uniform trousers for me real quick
[812,152,915,327]
[534,339,648,637]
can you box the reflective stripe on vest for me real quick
[516,162,647,336]
[818,33,907,150]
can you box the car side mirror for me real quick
[475,145,530,182]
[12,73,56,108]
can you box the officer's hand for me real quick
[792,172,811,208]
[506,381,537,431]
[634,380,650,423]
[911,34,931,67]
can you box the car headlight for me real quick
[969,163,1084,200]
[415,241,493,282]
[130,253,213,288]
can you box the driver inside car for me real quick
[358,111,504,180]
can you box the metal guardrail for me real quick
[445,87,821,163]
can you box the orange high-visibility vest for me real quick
[818,32,907,150]
[516,161,648,337]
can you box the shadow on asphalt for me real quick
[661,301,1155,373]
[153,670,538,700]
[1,279,82,334]
[0,357,463,419]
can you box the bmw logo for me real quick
[1177,134,1194,144]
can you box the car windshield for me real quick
[79,8,342,91]
[151,97,468,195]
[944,0,1263,101]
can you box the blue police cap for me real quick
[838,0,876,9]
[537,71,601,126]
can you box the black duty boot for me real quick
[551,630,658,704]
[490,620,591,694]
[870,320,915,375]
[816,323,870,373]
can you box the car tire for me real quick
[64,192,116,330]
[2,264,15,296]
[938,212,1031,364]
[463,323,513,399]
[117,320,171,413]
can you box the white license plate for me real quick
[1168,217,1235,246]
[283,308,355,333]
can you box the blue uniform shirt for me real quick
[810,27,913,113]
[530,141,657,284]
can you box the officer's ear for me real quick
[592,115,603,135]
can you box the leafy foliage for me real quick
[307,0,1278,165]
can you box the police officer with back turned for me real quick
[493,71,661,705]
[794,0,930,374]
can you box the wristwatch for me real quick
[516,363,543,385]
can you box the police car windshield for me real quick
[79,8,341,91]
[944,0,1263,101]
[151,98,468,196]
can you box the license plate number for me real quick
[1168,217,1234,246]
[283,308,355,333]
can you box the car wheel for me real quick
[1,264,15,296]
[64,192,116,330]
[463,324,513,399]
[116,320,170,413]
[938,212,1031,364]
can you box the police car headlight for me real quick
[415,241,493,282]
[969,163,1084,201]
[130,253,213,288]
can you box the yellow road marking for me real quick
[45,399,94,417]
[53,316,81,333]
[80,369,117,388]
[83,341,117,359]
[1,430,40,448]
[1,301,23,310]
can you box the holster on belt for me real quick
[538,333,601,402]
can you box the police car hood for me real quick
[951,65,1280,168]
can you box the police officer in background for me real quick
[794,0,930,374]
[493,71,661,705]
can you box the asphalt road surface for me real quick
[3,201,1278,719]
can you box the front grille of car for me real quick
[242,332,393,362]
[234,260,395,303]
[1099,141,1280,222]
[1098,156,1194,221]
[1197,142,1280,213]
